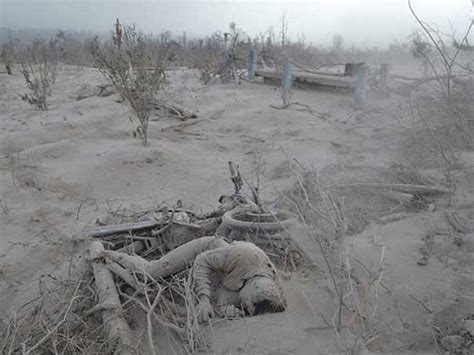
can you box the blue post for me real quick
[354,65,368,104]
[282,60,293,106]
[283,61,292,91]
[248,49,257,80]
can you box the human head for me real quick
[239,276,287,315]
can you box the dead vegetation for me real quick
[0,274,112,354]
[91,20,167,146]
[273,156,466,352]
[276,162,388,352]
[278,161,446,236]
[17,39,58,110]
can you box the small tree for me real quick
[1,31,15,75]
[91,21,166,146]
[1,44,14,75]
[19,39,57,111]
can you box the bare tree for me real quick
[408,0,473,104]
[280,13,288,49]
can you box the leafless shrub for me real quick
[0,246,203,354]
[91,21,167,146]
[0,274,112,355]
[18,39,57,110]
[408,0,473,105]
[197,53,220,85]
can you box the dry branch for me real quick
[90,241,136,354]
[23,283,81,355]
[156,103,198,121]
[329,183,450,195]
[161,118,210,132]
[269,101,316,115]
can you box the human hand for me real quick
[216,305,245,319]
[196,297,214,323]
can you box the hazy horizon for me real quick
[1,0,473,48]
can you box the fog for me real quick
[1,0,473,47]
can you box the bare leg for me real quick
[146,236,228,278]
[102,236,228,280]
[102,250,149,273]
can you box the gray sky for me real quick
[1,0,473,47]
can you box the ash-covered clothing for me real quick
[192,241,281,301]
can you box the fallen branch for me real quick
[270,101,316,115]
[161,118,210,132]
[146,288,163,355]
[160,108,224,131]
[121,290,186,340]
[329,183,450,195]
[90,241,136,354]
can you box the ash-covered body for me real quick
[192,239,287,321]
[102,236,286,322]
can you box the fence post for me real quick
[354,65,368,103]
[282,60,292,91]
[248,49,257,80]
[282,60,293,106]
[380,63,390,91]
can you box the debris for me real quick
[97,84,117,97]
[164,110,224,132]
[439,335,465,352]
[165,104,198,120]
[454,236,464,247]
[378,212,410,224]
[416,257,428,266]
[86,219,159,238]
[155,102,198,121]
